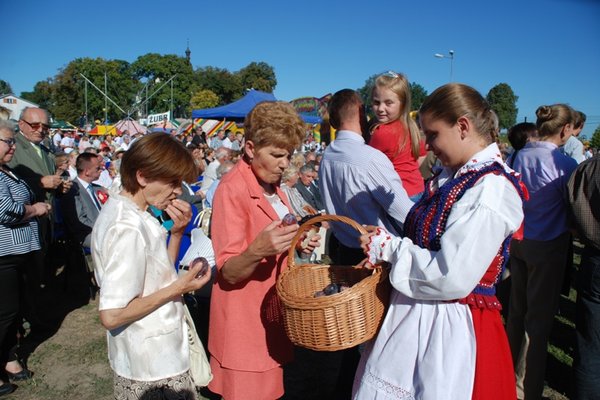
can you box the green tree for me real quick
[131,54,195,118]
[409,83,428,111]
[21,79,54,110]
[590,125,600,149]
[486,83,518,130]
[194,66,241,105]
[0,79,13,95]
[237,62,277,93]
[357,74,377,111]
[50,57,139,123]
[190,89,220,110]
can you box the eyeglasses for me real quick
[20,120,50,132]
[0,138,16,146]
[380,70,400,79]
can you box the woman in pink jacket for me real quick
[208,102,318,400]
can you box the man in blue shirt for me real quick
[319,89,413,264]
[283,89,413,400]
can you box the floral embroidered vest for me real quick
[404,162,526,309]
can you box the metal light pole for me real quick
[104,72,108,124]
[84,78,88,127]
[145,84,148,118]
[434,50,455,82]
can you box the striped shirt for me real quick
[0,167,41,256]
[319,130,414,248]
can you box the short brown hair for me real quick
[76,152,99,173]
[244,102,305,153]
[120,133,198,194]
[328,89,363,130]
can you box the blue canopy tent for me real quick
[191,89,322,124]
[192,90,276,121]
[299,114,322,124]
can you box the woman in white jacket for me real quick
[92,133,211,400]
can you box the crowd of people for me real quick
[0,72,598,400]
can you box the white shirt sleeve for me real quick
[381,174,523,300]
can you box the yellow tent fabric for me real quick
[88,125,121,136]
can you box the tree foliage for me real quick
[194,66,241,105]
[409,83,428,111]
[20,54,276,122]
[486,83,518,131]
[21,79,54,110]
[357,74,377,110]
[130,54,195,118]
[190,89,220,110]
[50,58,140,123]
[590,125,600,149]
[0,79,13,95]
[238,62,277,93]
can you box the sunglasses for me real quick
[21,120,50,132]
[0,138,16,146]
[380,70,400,79]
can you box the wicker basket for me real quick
[276,214,390,351]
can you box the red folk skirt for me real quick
[469,302,517,400]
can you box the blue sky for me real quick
[2,0,599,137]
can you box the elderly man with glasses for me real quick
[8,107,72,347]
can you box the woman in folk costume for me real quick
[353,83,525,400]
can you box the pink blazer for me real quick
[208,159,294,372]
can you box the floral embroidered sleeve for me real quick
[365,227,402,265]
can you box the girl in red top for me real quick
[369,71,425,199]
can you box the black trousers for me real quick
[282,345,360,400]
[573,246,600,399]
[0,254,29,377]
[19,249,50,332]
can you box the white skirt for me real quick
[352,291,476,400]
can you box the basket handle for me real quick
[287,214,367,269]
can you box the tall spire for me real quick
[185,39,191,63]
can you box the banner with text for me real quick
[147,112,170,125]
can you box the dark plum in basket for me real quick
[313,283,351,297]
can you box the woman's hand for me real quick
[221,219,299,285]
[59,179,73,194]
[360,225,391,267]
[174,260,212,296]
[359,225,380,253]
[32,202,51,217]
[247,220,299,259]
[296,228,321,256]
[165,199,192,235]
[40,175,62,190]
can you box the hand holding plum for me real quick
[247,220,298,259]
[190,257,210,277]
